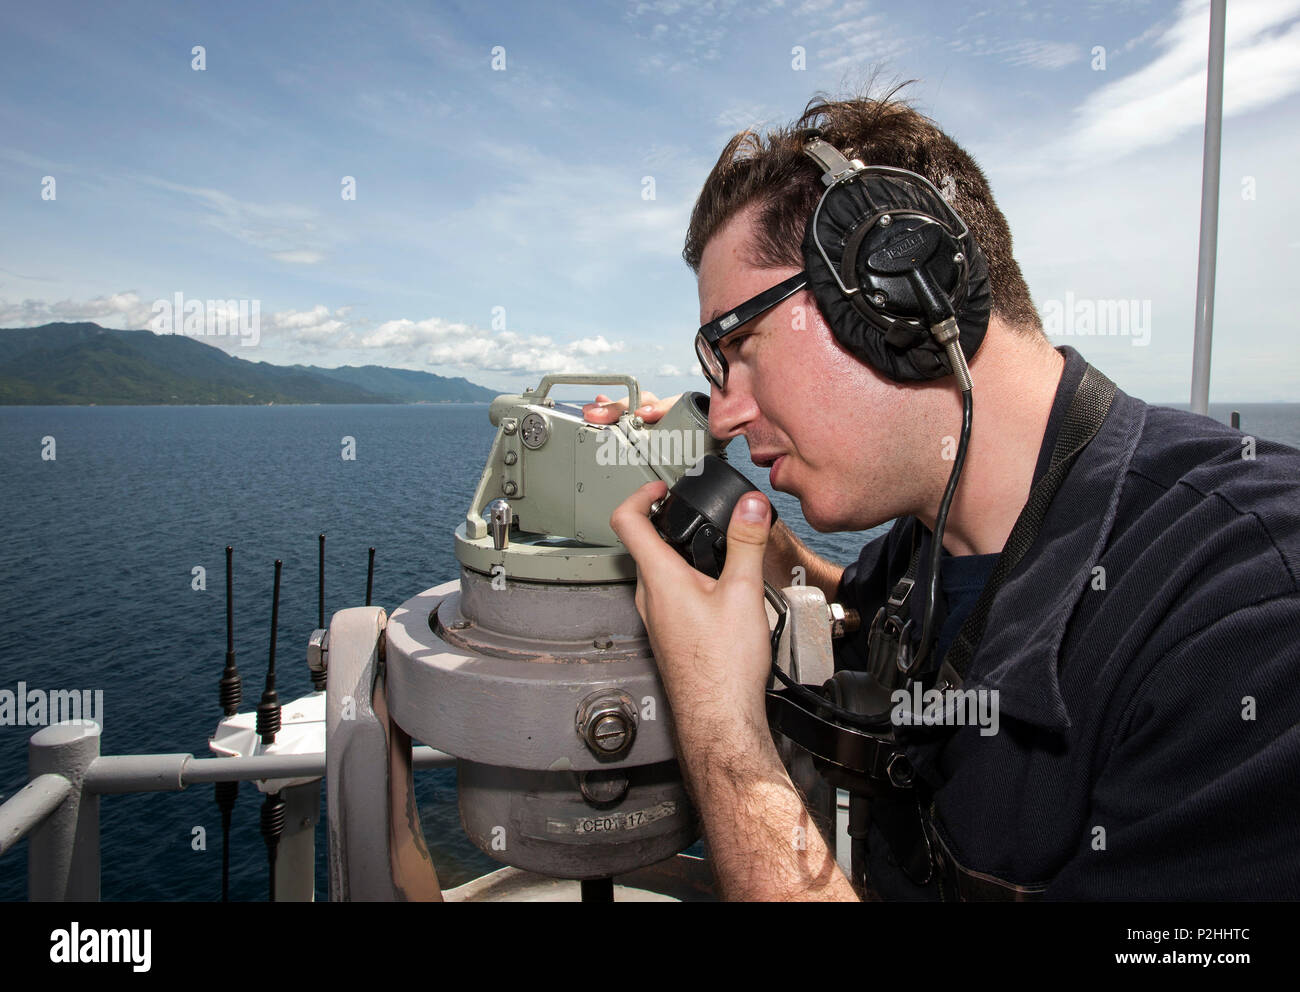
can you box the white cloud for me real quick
[950,36,1084,69]
[625,0,797,71]
[1047,0,1300,168]
[0,291,155,329]
[271,305,347,342]
[270,249,325,264]
[800,0,913,73]
[568,335,624,356]
[131,175,338,262]
[359,317,628,374]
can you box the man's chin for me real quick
[797,499,840,534]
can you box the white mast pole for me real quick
[1190,0,1227,416]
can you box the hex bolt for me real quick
[504,451,518,465]
[593,637,614,649]
[502,480,518,496]
[502,418,518,435]
[886,752,914,789]
[576,690,638,759]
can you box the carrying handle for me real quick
[526,374,640,416]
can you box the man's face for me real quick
[696,204,919,532]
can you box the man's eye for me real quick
[723,332,753,355]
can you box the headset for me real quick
[800,132,990,384]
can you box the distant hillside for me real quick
[0,322,498,405]
[301,363,495,403]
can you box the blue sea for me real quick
[1,399,1297,901]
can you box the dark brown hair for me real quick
[682,84,1043,333]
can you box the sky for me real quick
[1,0,1298,402]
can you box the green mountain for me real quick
[0,322,498,405]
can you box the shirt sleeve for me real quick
[1045,592,1300,899]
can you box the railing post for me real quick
[274,780,321,901]
[28,721,101,901]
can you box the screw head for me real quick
[504,451,517,465]
[879,213,893,227]
[592,714,628,752]
[871,291,887,307]
[953,252,965,264]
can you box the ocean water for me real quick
[0,399,1296,901]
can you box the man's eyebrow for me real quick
[703,307,726,324]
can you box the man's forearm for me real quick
[674,703,858,901]
[765,520,845,601]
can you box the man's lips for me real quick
[751,452,787,487]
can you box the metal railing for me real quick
[0,719,454,901]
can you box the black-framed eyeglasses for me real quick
[695,271,807,391]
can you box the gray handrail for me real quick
[0,722,455,899]
[0,774,73,858]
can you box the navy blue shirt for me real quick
[834,346,1300,899]
[934,550,998,664]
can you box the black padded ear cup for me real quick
[802,171,992,382]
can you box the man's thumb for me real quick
[720,492,771,584]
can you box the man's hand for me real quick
[610,481,859,900]
[582,390,681,425]
[610,480,774,732]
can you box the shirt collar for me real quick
[956,345,1147,735]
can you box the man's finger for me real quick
[582,400,623,424]
[609,480,688,579]
[717,491,772,593]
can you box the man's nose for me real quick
[706,378,757,442]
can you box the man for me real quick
[587,92,1300,901]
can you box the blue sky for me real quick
[1,0,1297,401]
